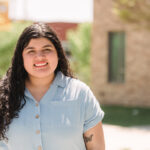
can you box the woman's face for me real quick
[22,37,58,80]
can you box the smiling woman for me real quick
[22,38,59,102]
[0,23,105,150]
[22,38,58,83]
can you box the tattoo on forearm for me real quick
[84,134,94,143]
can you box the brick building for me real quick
[91,0,150,107]
[47,22,78,56]
[0,0,10,30]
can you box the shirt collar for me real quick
[53,71,66,88]
[24,71,67,99]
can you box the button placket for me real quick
[35,102,43,150]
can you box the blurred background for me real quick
[0,0,150,149]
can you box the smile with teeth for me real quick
[34,62,48,67]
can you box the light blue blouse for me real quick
[0,71,104,150]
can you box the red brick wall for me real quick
[47,22,78,41]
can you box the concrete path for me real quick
[103,124,150,150]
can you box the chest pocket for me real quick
[43,100,81,128]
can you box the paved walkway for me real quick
[103,124,150,150]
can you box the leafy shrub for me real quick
[0,21,32,77]
[67,23,91,84]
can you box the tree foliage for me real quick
[0,21,32,77]
[67,23,91,84]
[112,0,150,29]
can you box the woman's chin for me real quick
[29,71,55,79]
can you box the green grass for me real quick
[101,105,150,126]
[0,21,32,77]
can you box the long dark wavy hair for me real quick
[0,23,73,141]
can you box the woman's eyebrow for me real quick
[42,44,53,48]
[24,46,35,50]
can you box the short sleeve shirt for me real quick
[0,71,104,150]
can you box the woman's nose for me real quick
[35,51,45,58]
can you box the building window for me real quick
[108,32,125,83]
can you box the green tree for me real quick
[67,23,91,84]
[112,0,150,29]
[0,21,32,77]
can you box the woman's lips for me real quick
[34,62,48,67]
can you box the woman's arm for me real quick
[83,122,105,150]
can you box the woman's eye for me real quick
[43,49,51,52]
[28,50,35,54]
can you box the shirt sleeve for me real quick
[83,87,104,133]
[0,141,9,150]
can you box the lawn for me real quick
[101,105,150,126]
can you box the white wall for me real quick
[9,0,93,23]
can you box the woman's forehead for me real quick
[25,37,55,49]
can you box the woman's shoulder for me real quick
[70,77,89,90]
[57,71,89,89]
[66,76,92,98]
[57,71,91,95]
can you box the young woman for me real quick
[0,23,105,150]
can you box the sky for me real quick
[9,0,93,23]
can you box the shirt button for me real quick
[38,145,42,150]
[35,114,39,119]
[36,103,39,107]
[36,130,40,134]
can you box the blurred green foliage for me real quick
[102,105,150,126]
[67,23,91,84]
[112,0,150,30]
[0,21,32,77]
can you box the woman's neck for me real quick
[26,74,55,90]
[25,75,55,102]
